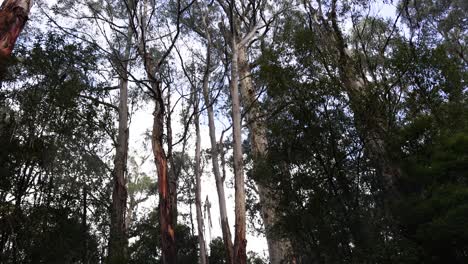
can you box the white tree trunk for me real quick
[231,35,247,264]
[200,29,234,263]
[194,73,208,264]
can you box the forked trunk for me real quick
[136,0,177,259]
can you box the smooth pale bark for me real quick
[108,38,131,264]
[200,23,234,264]
[194,88,208,264]
[237,46,292,264]
[108,74,129,264]
[230,34,247,264]
[0,0,32,57]
[125,191,135,230]
[126,189,149,231]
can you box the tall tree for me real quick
[238,45,292,264]
[108,25,133,264]
[182,2,235,262]
[193,82,208,264]
[216,0,293,262]
[219,1,248,260]
[300,0,403,193]
[127,0,195,262]
[234,0,295,260]
[216,0,267,261]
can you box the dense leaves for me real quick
[255,2,468,263]
[0,34,112,263]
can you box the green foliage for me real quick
[256,2,468,263]
[1,1,467,263]
[129,209,198,264]
[208,237,227,264]
[2,206,100,264]
[397,101,468,262]
[0,33,113,263]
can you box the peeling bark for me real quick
[135,0,178,261]
[151,85,177,264]
[0,0,32,57]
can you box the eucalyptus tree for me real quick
[123,0,196,262]
[295,0,408,194]
[255,0,468,262]
[185,0,288,262]
[216,0,250,260]
[178,1,235,262]
[235,3,295,263]
[193,76,208,264]
[52,0,197,262]
[108,13,133,264]
[213,0,294,262]
[46,1,138,262]
[257,0,414,256]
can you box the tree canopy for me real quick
[0,0,467,263]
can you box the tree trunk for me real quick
[125,190,135,231]
[200,26,234,264]
[152,81,177,264]
[107,24,133,264]
[194,88,208,264]
[0,0,32,57]
[136,0,178,259]
[230,35,247,264]
[237,46,292,264]
[108,58,130,264]
[329,6,401,192]
[166,88,179,225]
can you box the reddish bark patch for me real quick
[0,1,30,57]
